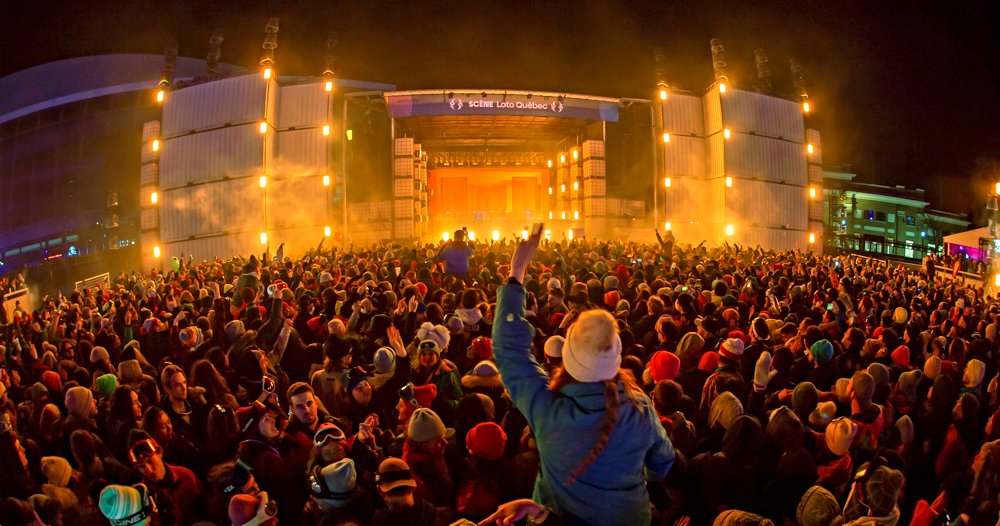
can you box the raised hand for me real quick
[510,225,542,284]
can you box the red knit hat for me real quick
[466,422,507,461]
[603,290,621,309]
[469,337,493,362]
[891,345,910,368]
[415,282,428,296]
[649,351,681,382]
[698,351,720,373]
[40,370,62,394]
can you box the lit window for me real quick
[665,221,671,231]
[259,176,267,188]
[726,224,734,236]
[803,101,811,113]
[807,144,815,155]
[151,139,159,152]
[324,226,331,237]
[156,90,164,103]
[260,232,268,244]
[153,246,160,258]
[323,175,330,186]
[664,177,671,188]
[259,121,267,134]
[150,191,158,205]
[725,176,733,188]
[322,125,330,136]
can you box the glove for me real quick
[753,351,777,392]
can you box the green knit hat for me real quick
[99,484,151,526]
[95,374,118,399]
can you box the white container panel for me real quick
[394,158,414,178]
[582,140,605,159]
[266,177,327,230]
[583,178,606,197]
[585,197,606,216]
[721,89,804,142]
[139,185,157,208]
[142,121,161,141]
[139,208,159,231]
[394,219,415,239]
[274,129,326,174]
[394,178,415,198]
[394,199,414,218]
[159,126,263,188]
[704,90,723,136]
[809,164,824,183]
[570,165,580,178]
[661,93,705,136]
[663,135,706,178]
[725,179,807,230]
[626,200,646,217]
[278,82,327,129]
[664,177,721,226]
[141,142,159,164]
[160,179,265,241]
[162,75,267,136]
[708,134,726,178]
[582,159,606,179]
[394,138,414,157]
[165,233,260,263]
[810,201,824,221]
[806,129,822,165]
[723,134,807,185]
[140,162,159,185]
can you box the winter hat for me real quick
[410,384,438,409]
[897,370,923,397]
[118,360,142,384]
[445,315,465,333]
[544,335,565,358]
[562,310,622,383]
[893,307,908,325]
[40,370,61,394]
[31,382,48,402]
[314,458,357,507]
[466,422,508,461]
[603,290,621,309]
[221,320,245,342]
[890,346,910,368]
[373,347,396,374]
[319,272,334,284]
[407,407,447,442]
[792,382,820,416]
[862,465,905,516]
[714,510,775,526]
[676,332,706,364]
[64,386,93,417]
[228,491,275,526]
[469,337,493,362]
[100,484,151,526]
[824,417,858,456]
[834,378,851,404]
[178,326,203,349]
[345,367,368,394]
[649,351,681,383]
[965,359,986,388]
[547,277,562,291]
[416,322,450,350]
[95,374,119,398]
[924,355,942,380]
[851,372,875,404]
[41,456,72,487]
[896,415,915,447]
[708,391,744,430]
[472,361,499,378]
[604,275,619,291]
[719,338,744,360]
[698,351,720,373]
[809,339,834,364]
[796,486,843,526]
[808,401,837,429]
[418,339,443,356]
[867,363,890,388]
[376,458,417,492]
[90,346,110,364]
[749,317,771,342]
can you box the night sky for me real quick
[3,1,997,218]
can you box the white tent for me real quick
[944,227,993,251]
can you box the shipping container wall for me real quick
[661,93,705,136]
[704,89,723,136]
[707,135,726,178]
[723,134,808,185]
[274,129,326,174]
[159,126,263,188]
[721,89,804,142]
[806,129,822,165]
[265,177,328,231]
[808,164,824,184]
[663,177,722,227]
[663,135,707,179]
[160,179,265,241]
[162,75,267,136]
[164,232,261,264]
[724,179,807,230]
[277,82,327,130]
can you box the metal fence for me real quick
[824,234,936,261]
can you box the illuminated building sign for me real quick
[386,91,619,122]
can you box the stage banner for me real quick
[386,92,619,122]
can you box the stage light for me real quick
[664,177,671,188]
[803,101,811,113]
[443,232,450,242]
[156,90,164,103]
[547,160,553,168]
[719,82,727,93]
[567,229,574,240]
[150,191,158,205]
[665,221,671,231]
[723,128,731,139]
[726,224,734,236]
[561,211,567,219]
[263,67,272,79]
[659,89,667,101]
[151,139,159,152]
[259,121,267,134]
[259,176,267,188]
[995,274,1000,287]
[548,187,553,195]
[725,176,733,188]
[548,211,553,219]
[322,125,330,136]
[346,129,353,141]
[996,182,1000,195]
[324,226,331,237]
[323,175,330,186]
[260,232,268,244]
[573,211,579,220]
[544,229,552,240]
[492,230,500,241]
[521,229,529,240]
[561,184,566,192]
[807,144,815,155]
[560,154,566,164]
[325,80,333,92]
[662,132,670,143]
[153,246,160,258]
[809,232,816,244]
[467,231,475,241]
[573,181,579,191]
[572,149,579,160]
[809,186,817,199]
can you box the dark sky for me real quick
[3,1,997,217]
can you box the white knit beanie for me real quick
[562,310,621,383]
[544,335,565,358]
[416,322,450,350]
[965,359,986,389]
[824,417,858,456]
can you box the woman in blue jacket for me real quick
[491,229,675,526]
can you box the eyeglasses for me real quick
[398,383,421,409]
[128,438,159,464]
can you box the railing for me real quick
[824,234,936,261]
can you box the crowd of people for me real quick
[0,228,998,526]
